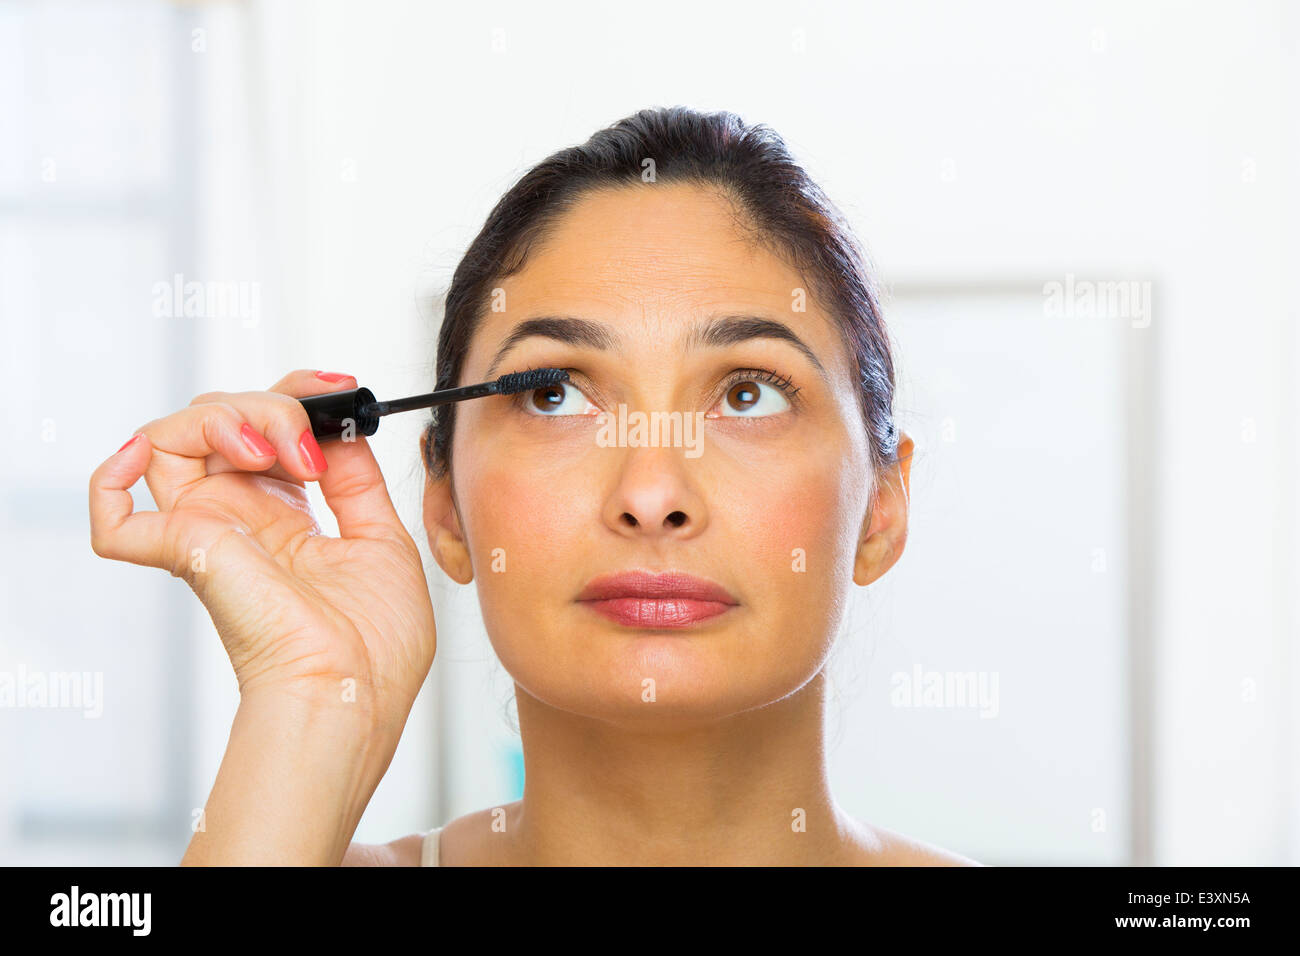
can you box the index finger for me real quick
[267,369,358,399]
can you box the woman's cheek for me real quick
[470,470,567,586]
[463,463,568,685]
[719,426,856,582]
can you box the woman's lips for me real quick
[575,570,740,629]
[582,597,734,628]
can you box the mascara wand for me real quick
[299,367,570,442]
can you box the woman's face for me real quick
[426,182,908,728]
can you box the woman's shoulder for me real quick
[848,819,983,866]
[341,804,518,866]
[340,830,430,866]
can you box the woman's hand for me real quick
[88,369,436,738]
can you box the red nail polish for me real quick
[298,429,328,473]
[315,371,352,383]
[240,423,276,457]
[117,434,141,453]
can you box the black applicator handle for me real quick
[299,387,381,442]
[300,368,570,443]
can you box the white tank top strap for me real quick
[421,826,442,866]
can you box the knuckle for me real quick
[162,525,197,582]
[266,391,309,430]
[270,370,312,391]
[248,389,293,409]
[329,469,380,500]
[168,552,193,582]
[206,401,244,426]
[89,530,112,560]
[233,390,304,432]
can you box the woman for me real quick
[89,106,978,866]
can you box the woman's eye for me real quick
[715,379,792,417]
[522,382,600,416]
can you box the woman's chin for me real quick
[506,635,812,728]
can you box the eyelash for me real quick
[717,367,802,405]
[508,367,802,413]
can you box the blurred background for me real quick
[1,0,1295,865]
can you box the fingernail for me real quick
[240,423,276,458]
[298,428,328,473]
[315,371,352,383]
[116,434,142,454]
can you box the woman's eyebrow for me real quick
[690,314,829,380]
[484,313,828,380]
[485,316,615,378]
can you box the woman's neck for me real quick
[500,670,864,865]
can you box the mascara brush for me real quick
[299,367,570,442]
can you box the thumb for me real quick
[314,435,411,544]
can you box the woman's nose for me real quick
[618,507,689,531]
[601,448,707,538]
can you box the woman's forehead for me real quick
[510,183,798,294]
[466,184,847,372]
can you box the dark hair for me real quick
[423,105,900,482]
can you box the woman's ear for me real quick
[421,433,474,585]
[854,431,914,587]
